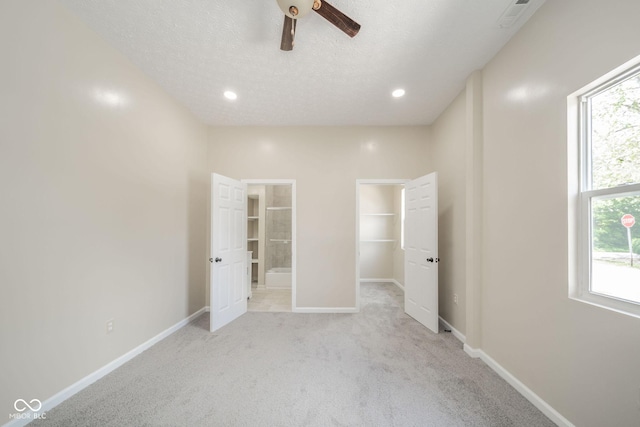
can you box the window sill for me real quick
[569,292,640,320]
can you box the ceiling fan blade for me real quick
[280,15,296,51]
[313,0,360,38]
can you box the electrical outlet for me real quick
[453,294,458,305]
[106,319,114,334]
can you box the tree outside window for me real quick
[583,68,640,307]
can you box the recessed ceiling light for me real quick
[224,91,237,100]
[392,89,405,98]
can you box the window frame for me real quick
[573,60,640,319]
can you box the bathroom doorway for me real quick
[244,179,296,313]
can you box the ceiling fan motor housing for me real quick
[277,0,315,18]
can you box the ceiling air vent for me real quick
[497,0,531,29]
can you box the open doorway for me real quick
[356,180,408,309]
[244,180,296,313]
[356,175,440,333]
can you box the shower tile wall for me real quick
[266,185,292,271]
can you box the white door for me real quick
[210,173,247,332]
[404,172,438,333]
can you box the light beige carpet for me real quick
[31,283,554,426]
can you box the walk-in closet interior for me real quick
[359,184,405,288]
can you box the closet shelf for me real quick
[360,239,397,243]
[247,238,258,242]
[251,259,259,264]
[361,213,396,216]
[270,239,292,243]
[266,207,292,211]
[248,216,259,220]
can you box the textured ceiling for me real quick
[59,0,545,126]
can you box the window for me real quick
[573,60,640,317]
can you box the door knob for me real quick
[215,257,222,263]
[427,257,434,263]
[426,257,440,263]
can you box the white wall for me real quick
[430,90,468,334]
[0,0,209,417]
[208,127,431,308]
[480,0,640,425]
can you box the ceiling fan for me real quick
[276,0,361,51]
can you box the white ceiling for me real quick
[59,0,545,126]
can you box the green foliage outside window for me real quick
[591,75,640,254]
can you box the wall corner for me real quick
[465,70,484,350]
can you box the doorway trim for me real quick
[243,179,297,312]
[355,179,410,310]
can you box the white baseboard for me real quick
[2,307,208,427]
[293,307,358,313]
[438,316,466,343]
[390,279,404,291]
[463,343,482,358]
[463,345,574,427]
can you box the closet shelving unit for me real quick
[247,194,263,286]
[358,184,404,285]
[360,212,397,243]
[247,195,259,262]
